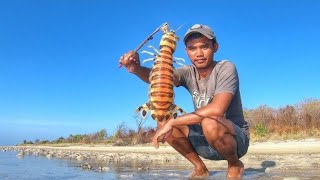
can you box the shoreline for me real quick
[2,139,320,171]
[3,138,320,154]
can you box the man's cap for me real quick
[183,24,215,43]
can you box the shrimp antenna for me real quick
[134,22,167,52]
[175,23,185,33]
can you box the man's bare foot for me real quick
[188,168,210,179]
[227,160,244,179]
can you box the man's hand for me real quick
[119,51,140,73]
[152,120,173,149]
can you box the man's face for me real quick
[185,36,218,69]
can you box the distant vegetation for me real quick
[245,98,320,141]
[20,115,156,146]
[20,98,320,146]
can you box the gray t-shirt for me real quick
[175,60,248,130]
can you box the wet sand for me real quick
[2,138,320,174]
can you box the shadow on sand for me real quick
[245,160,276,172]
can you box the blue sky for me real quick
[0,0,319,145]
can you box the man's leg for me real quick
[157,122,209,178]
[201,117,244,178]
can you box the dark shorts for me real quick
[188,123,249,160]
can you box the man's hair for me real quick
[184,33,217,46]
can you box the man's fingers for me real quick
[152,131,160,149]
[153,130,166,149]
[152,135,159,149]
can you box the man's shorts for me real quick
[188,123,249,160]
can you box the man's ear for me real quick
[213,43,219,53]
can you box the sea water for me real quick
[1,150,319,180]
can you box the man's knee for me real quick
[202,117,235,136]
[171,125,189,139]
[202,117,220,132]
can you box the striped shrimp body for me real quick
[137,23,185,123]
